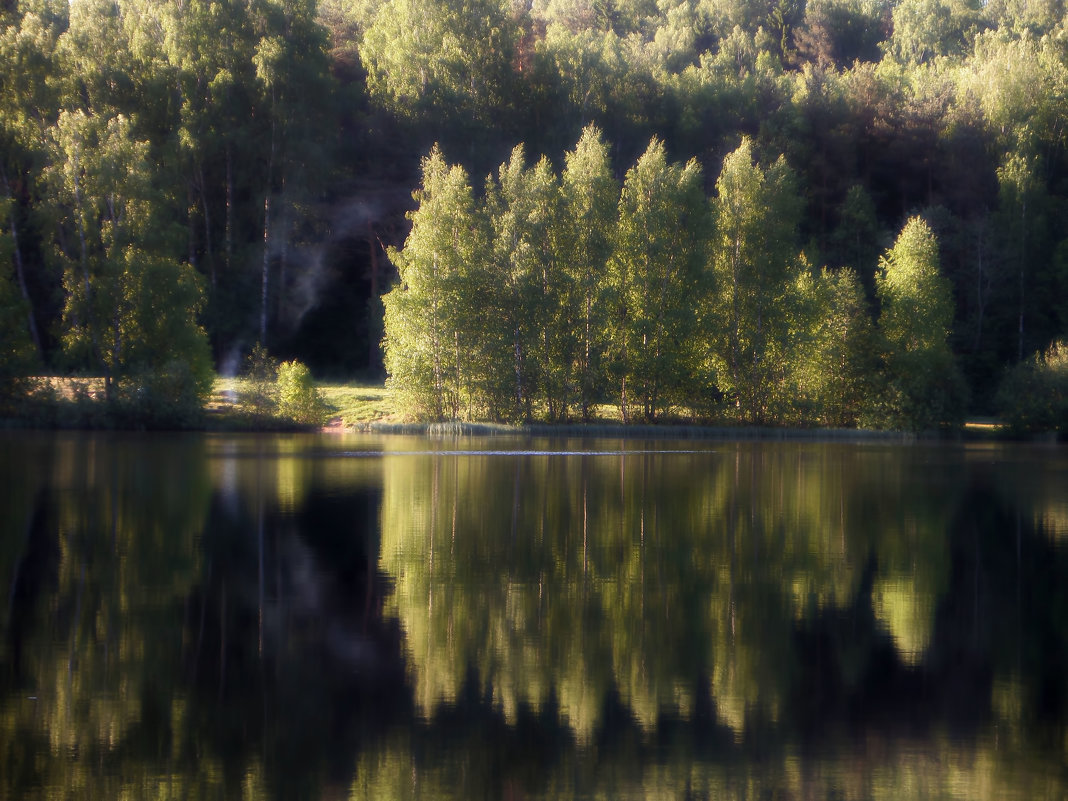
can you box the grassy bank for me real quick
[2,376,1039,440]
[2,376,397,431]
[210,377,395,428]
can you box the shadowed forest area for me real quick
[1,0,1068,429]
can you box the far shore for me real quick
[2,376,1054,442]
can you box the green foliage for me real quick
[359,0,519,128]
[277,359,327,424]
[0,218,37,406]
[885,0,982,65]
[609,137,708,421]
[995,339,1068,434]
[557,126,619,419]
[242,342,279,416]
[794,266,878,426]
[486,146,565,420]
[119,253,215,414]
[875,217,967,430]
[42,109,214,418]
[7,0,1068,428]
[118,358,212,426]
[709,137,804,423]
[794,0,886,67]
[381,146,488,420]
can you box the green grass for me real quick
[210,377,396,427]
[316,382,395,427]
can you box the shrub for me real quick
[277,360,327,425]
[242,343,279,417]
[119,358,214,427]
[996,340,1068,434]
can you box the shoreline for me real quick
[0,399,1054,444]
[0,417,1057,443]
[354,420,914,441]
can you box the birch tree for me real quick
[382,146,488,419]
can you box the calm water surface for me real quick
[2,430,1067,799]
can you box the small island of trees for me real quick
[1,0,1067,432]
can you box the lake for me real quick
[2,430,1067,799]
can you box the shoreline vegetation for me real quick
[0,375,1052,443]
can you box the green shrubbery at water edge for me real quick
[996,340,1068,435]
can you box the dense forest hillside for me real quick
[1,0,1067,425]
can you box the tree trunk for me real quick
[72,157,105,391]
[196,160,215,290]
[1,170,42,359]
[260,192,271,345]
[368,221,380,369]
[225,144,234,276]
[1017,195,1027,362]
[260,94,278,346]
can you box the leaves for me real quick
[875,216,966,429]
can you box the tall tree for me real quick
[381,146,488,420]
[794,266,877,426]
[359,0,520,134]
[609,137,708,421]
[995,151,1048,363]
[885,0,982,66]
[0,8,63,361]
[486,145,563,420]
[45,110,211,405]
[158,0,258,299]
[875,216,965,429]
[252,0,337,348]
[558,125,618,419]
[0,196,37,399]
[709,137,803,423]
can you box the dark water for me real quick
[2,431,1068,800]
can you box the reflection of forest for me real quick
[376,439,1068,799]
[1,433,1067,800]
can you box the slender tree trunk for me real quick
[196,160,215,290]
[730,235,741,405]
[187,179,198,267]
[261,95,278,346]
[368,221,380,370]
[1,170,42,359]
[972,220,986,353]
[275,174,289,324]
[514,324,523,418]
[261,192,271,345]
[105,202,123,401]
[453,329,461,420]
[225,144,234,276]
[1017,195,1027,362]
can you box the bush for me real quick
[883,350,969,432]
[241,343,279,417]
[277,360,327,425]
[996,340,1068,434]
[118,358,214,427]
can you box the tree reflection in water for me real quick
[1,432,1067,799]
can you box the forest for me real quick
[1,0,1068,428]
